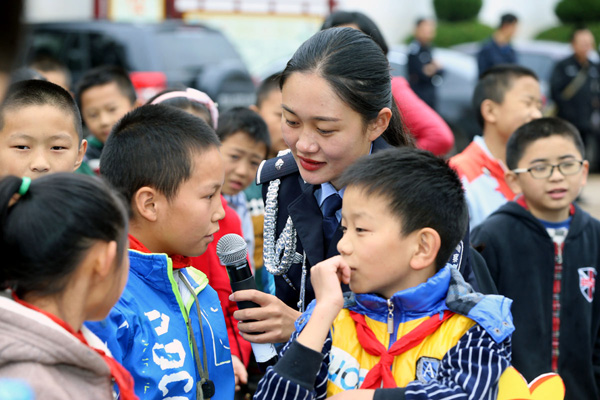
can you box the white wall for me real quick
[336,0,562,45]
[25,0,93,22]
[24,0,563,42]
[336,0,434,46]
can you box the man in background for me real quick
[477,13,519,75]
[408,17,443,110]
[551,27,600,170]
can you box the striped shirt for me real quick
[254,324,511,400]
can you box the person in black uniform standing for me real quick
[408,17,443,110]
[551,27,600,169]
[477,13,519,75]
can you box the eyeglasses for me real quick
[512,160,585,179]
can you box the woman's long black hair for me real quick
[280,27,413,148]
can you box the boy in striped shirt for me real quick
[255,148,514,400]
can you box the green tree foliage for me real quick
[434,21,494,48]
[536,23,600,44]
[433,0,483,22]
[555,0,600,23]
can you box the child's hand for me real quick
[310,255,351,312]
[296,256,351,353]
[231,355,248,392]
[230,290,302,343]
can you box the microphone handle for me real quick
[230,276,260,310]
[227,266,279,370]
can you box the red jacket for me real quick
[190,195,252,366]
[392,76,454,156]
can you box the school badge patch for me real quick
[416,357,440,384]
[578,267,597,303]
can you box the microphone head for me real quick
[216,233,248,265]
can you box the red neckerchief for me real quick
[515,195,576,216]
[12,293,138,400]
[350,309,455,389]
[128,234,191,269]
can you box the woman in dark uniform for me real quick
[230,27,415,344]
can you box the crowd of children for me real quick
[0,3,598,400]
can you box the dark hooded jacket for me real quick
[472,201,600,400]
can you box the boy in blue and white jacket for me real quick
[86,105,235,399]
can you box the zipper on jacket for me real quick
[555,242,563,264]
[387,299,394,334]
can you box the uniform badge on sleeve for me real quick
[416,356,441,384]
[578,267,597,303]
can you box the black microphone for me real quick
[216,233,278,370]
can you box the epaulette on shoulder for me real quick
[256,149,298,185]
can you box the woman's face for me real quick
[281,72,382,189]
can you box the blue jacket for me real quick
[254,266,514,400]
[477,38,517,75]
[86,250,235,400]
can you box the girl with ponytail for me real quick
[0,173,136,400]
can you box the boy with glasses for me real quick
[472,117,599,400]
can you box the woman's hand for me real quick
[231,290,301,343]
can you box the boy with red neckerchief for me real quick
[255,148,514,400]
[472,117,600,400]
[85,105,235,400]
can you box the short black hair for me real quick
[100,104,220,208]
[473,64,538,127]
[500,13,518,28]
[0,80,83,142]
[217,107,271,155]
[255,73,281,108]
[339,148,468,269]
[0,173,128,298]
[415,17,434,27]
[506,117,585,170]
[75,65,136,110]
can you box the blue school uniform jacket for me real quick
[86,250,235,400]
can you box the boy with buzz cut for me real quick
[75,65,138,175]
[255,148,514,400]
[85,104,235,399]
[450,64,543,229]
[472,117,600,400]
[0,79,87,178]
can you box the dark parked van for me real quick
[23,20,256,108]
